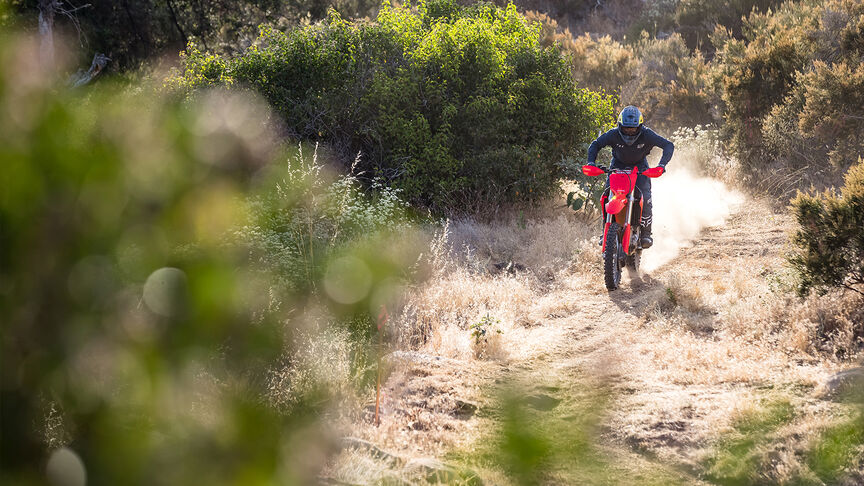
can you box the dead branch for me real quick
[69,53,110,87]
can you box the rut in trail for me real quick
[333,197,852,485]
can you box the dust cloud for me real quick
[643,162,743,272]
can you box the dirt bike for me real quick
[581,164,665,290]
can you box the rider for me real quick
[586,106,673,249]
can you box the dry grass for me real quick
[329,194,864,484]
[394,210,598,361]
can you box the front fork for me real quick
[602,194,636,255]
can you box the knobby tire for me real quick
[604,223,622,290]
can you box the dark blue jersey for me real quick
[587,127,674,168]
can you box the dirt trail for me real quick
[335,199,847,484]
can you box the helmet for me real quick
[617,106,644,145]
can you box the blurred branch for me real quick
[38,0,58,67]
[56,2,92,47]
[165,0,189,48]
[69,53,110,87]
[39,1,93,67]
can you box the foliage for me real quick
[627,0,680,39]
[7,0,379,70]
[621,32,716,131]
[469,313,502,345]
[567,33,638,95]
[764,60,864,177]
[0,35,417,484]
[239,145,412,299]
[790,162,864,297]
[715,0,864,186]
[674,0,784,50]
[530,11,715,132]
[171,0,615,213]
[560,157,605,213]
[789,159,864,297]
[525,11,636,95]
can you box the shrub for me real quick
[239,145,412,296]
[789,159,864,296]
[529,13,716,132]
[621,32,716,131]
[794,61,864,170]
[0,35,417,483]
[674,0,784,50]
[627,0,679,39]
[716,31,809,173]
[171,0,614,213]
[714,0,864,187]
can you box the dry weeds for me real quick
[327,195,864,484]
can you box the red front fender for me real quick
[605,194,627,215]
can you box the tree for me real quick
[10,0,378,70]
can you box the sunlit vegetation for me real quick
[171,0,615,212]
[0,35,422,483]
[3,0,864,484]
[791,159,864,297]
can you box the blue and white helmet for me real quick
[617,105,644,145]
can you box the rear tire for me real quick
[604,223,622,290]
[625,250,641,277]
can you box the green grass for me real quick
[806,408,864,484]
[704,396,864,485]
[704,399,796,485]
[448,379,691,485]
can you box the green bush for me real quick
[715,30,809,173]
[789,159,864,296]
[171,0,614,213]
[0,34,417,483]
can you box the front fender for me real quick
[605,194,627,215]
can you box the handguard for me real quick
[582,165,605,177]
[642,166,665,178]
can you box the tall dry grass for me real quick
[393,211,598,362]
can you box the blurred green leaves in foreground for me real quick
[454,382,864,485]
[0,33,422,485]
[450,381,688,486]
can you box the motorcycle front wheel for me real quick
[604,223,622,290]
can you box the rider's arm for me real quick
[586,130,614,165]
[645,128,674,167]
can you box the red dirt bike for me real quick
[581,164,665,290]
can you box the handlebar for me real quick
[581,164,664,178]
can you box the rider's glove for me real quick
[656,166,666,175]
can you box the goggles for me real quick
[620,125,640,136]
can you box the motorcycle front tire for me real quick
[604,222,622,290]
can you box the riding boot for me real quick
[639,195,654,248]
[641,222,653,248]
